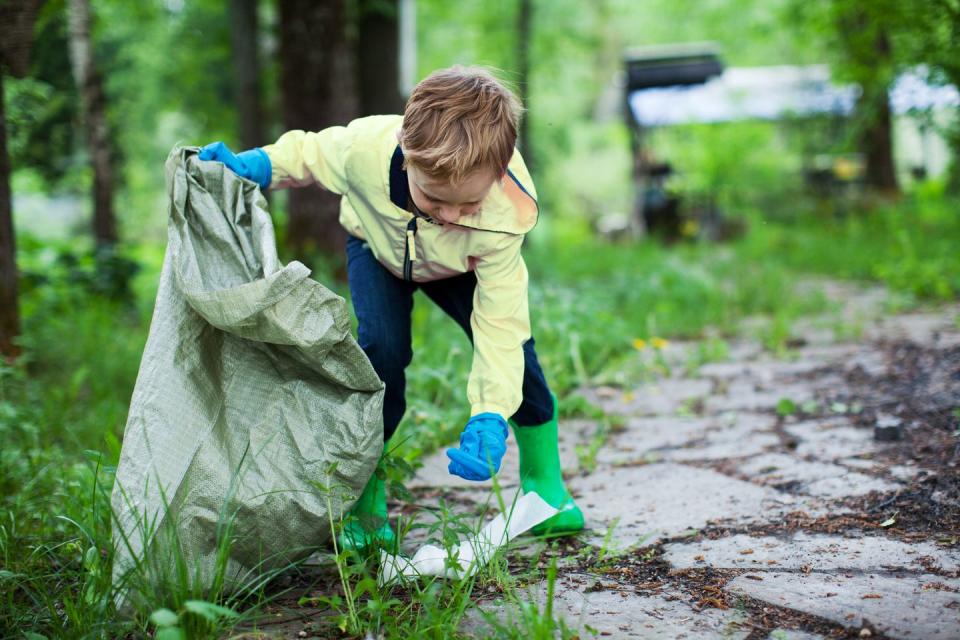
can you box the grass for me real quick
[738,184,960,302]
[3,184,959,637]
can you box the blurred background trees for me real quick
[3,0,959,359]
[1,0,44,359]
[67,0,118,246]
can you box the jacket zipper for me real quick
[403,217,418,281]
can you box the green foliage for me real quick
[19,238,141,303]
[6,1,79,188]
[741,187,960,300]
[0,382,124,636]
[784,0,960,189]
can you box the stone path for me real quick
[404,284,960,639]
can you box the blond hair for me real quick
[399,66,523,183]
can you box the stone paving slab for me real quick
[784,419,881,460]
[726,572,960,640]
[842,349,890,377]
[597,413,777,466]
[662,431,781,462]
[886,464,922,481]
[724,340,767,363]
[782,343,861,364]
[767,630,826,640]
[596,416,715,464]
[867,311,960,345]
[568,463,785,548]
[737,453,900,498]
[581,379,713,417]
[705,381,815,414]
[698,358,828,381]
[473,578,749,639]
[548,583,748,639]
[663,533,960,573]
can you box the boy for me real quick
[199,66,583,550]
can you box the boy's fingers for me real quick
[446,448,492,481]
[198,141,227,161]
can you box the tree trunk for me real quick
[229,0,265,149]
[67,0,118,247]
[0,75,20,360]
[856,27,898,194]
[356,0,404,116]
[836,4,898,195]
[857,83,898,194]
[0,0,45,360]
[516,0,533,171]
[277,0,357,261]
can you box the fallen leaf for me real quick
[739,549,754,555]
[862,593,883,599]
[694,555,705,562]
[879,512,898,528]
[744,575,764,581]
[697,597,728,610]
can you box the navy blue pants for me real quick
[346,235,554,440]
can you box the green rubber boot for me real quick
[511,395,585,536]
[338,445,397,553]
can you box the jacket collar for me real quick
[388,144,538,235]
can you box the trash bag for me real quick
[111,146,384,604]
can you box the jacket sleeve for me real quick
[468,234,531,418]
[261,126,354,195]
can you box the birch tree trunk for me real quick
[67,0,118,247]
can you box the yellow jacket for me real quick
[262,115,539,419]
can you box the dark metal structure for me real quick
[623,44,723,239]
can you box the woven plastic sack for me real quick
[111,146,384,601]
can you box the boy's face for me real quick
[407,164,499,224]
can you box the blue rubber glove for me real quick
[446,413,509,481]
[198,141,272,190]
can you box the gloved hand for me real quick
[198,141,272,190]
[446,413,509,481]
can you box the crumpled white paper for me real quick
[379,492,558,585]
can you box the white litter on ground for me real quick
[380,492,558,584]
